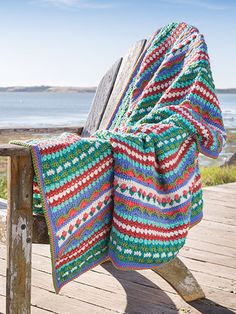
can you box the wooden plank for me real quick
[31,307,53,314]
[188,270,236,294]
[0,295,5,314]
[81,58,122,137]
[184,238,236,258]
[0,294,52,314]
[1,245,236,313]
[203,190,236,201]
[190,286,236,312]
[0,144,30,157]
[6,155,33,314]
[115,261,236,312]
[29,246,206,305]
[203,182,236,192]
[179,256,236,281]
[203,195,236,209]
[203,215,236,227]
[204,187,236,195]
[144,264,236,297]
[0,277,116,314]
[203,183,236,194]
[204,200,236,210]
[29,271,182,314]
[99,39,147,130]
[179,246,236,269]
[78,257,236,310]
[188,224,236,248]
[31,288,118,314]
[203,202,236,225]
[0,256,198,314]
[199,219,236,233]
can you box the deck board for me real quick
[0,183,236,313]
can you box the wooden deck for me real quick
[0,183,236,314]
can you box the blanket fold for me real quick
[12,22,226,292]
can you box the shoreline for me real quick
[0,125,235,132]
[0,126,83,135]
[0,86,234,93]
[0,86,97,93]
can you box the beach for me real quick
[0,126,82,176]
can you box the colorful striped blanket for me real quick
[13,22,226,292]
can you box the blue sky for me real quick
[0,0,235,88]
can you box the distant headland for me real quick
[0,86,97,93]
[215,88,236,94]
[0,86,235,94]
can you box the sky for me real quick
[0,0,235,88]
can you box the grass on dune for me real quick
[226,130,236,143]
[0,176,7,199]
[200,165,236,187]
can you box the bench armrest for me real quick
[0,144,31,156]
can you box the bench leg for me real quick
[6,155,33,314]
[152,257,205,302]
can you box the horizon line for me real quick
[0,85,235,90]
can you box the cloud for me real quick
[38,0,117,9]
[160,0,234,10]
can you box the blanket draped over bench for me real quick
[13,22,226,292]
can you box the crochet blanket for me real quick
[13,22,226,292]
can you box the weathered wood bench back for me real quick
[0,38,205,314]
[82,39,146,136]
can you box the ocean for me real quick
[0,91,235,129]
[0,92,94,128]
[0,91,235,166]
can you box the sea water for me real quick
[0,91,235,166]
[0,92,94,128]
[0,92,235,129]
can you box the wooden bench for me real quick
[0,39,205,314]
